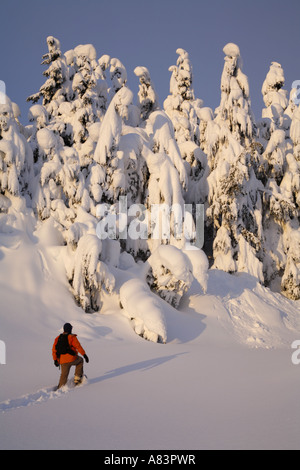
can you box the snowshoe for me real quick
[74,374,87,387]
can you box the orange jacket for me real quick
[52,334,86,364]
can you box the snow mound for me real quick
[149,245,193,285]
[204,270,300,349]
[183,246,209,293]
[147,245,194,308]
[120,278,167,343]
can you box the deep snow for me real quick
[0,209,300,450]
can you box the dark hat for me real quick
[63,323,73,334]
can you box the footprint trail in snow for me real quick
[0,378,87,413]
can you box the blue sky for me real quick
[1,0,299,121]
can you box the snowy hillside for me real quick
[0,204,300,450]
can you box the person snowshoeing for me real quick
[52,323,89,389]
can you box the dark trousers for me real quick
[58,356,83,388]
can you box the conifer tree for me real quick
[68,233,115,312]
[281,106,300,299]
[259,62,290,184]
[163,49,208,205]
[32,127,87,228]
[27,36,70,109]
[94,86,136,204]
[0,97,33,201]
[206,43,264,281]
[134,66,160,121]
[257,62,298,286]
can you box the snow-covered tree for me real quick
[281,230,300,300]
[108,57,127,99]
[134,66,160,122]
[0,97,33,201]
[280,105,300,299]
[215,43,256,146]
[32,127,88,226]
[27,104,49,166]
[163,49,208,204]
[145,110,188,190]
[258,62,290,184]
[145,244,209,309]
[167,48,194,99]
[256,63,298,286]
[120,278,167,343]
[164,48,199,142]
[28,36,70,110]
[94,86,141,205]
[146,244,194,308]
[206,43,264,281]
[68,233,115,312]
[65,44,108,148]
[27,37,109,170]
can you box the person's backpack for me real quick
[56,334,76,359]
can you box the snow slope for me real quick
[0,210,300,450]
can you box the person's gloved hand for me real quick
[54,360,59,367]
[84,354,89,363]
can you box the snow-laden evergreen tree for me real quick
[93,84,149,260]
[146,244,194,308]
[133,64,188,246]
[281,105,300,299]
[64,44,108,150]
[120,277,168,343]
[0,97,33,201]
[215,43,256,146]
[27,37,108,179]
[256,62,298,286]
[164,48,199,142]
[259,62,290,184]
[27,36,70,110]
[290,105,300,165]
[67,233,115,312]
[108,57,127,100]
[206,43,264,281]
[32,127,87,228]
[145,244,209,309]
[94,86,141,204]
[27,37,77,180]
[27,104,49,171]
[145,109,188,191]
[281,230,300,300]
[134,66,160,121]
[163,48,208,205]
